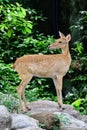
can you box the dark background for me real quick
[11,0,87,38]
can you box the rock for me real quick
[28,100,80,117]
[54,112,87,130]
[28,100,59,114]
[0,92,19,113]
[0,105,12,130]
[27,100,59,129]
[26,100,87,130]
[1,100,87,130]
[30,112,55,130]
[11,114,39,129]
[78,115,87,124]
[17,127,46,130]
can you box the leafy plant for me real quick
[70,11,87,51]
[0,92,19,113]
[0,61,20,95]
[0,1,33,36]
[0,0,56,63]
[65,42,87,114]
[71,98,83,111]
[0,0,33,63]
[80,96,87,115]
[53,113,70,130]
[64,11,87,114]
[25,78,56,102]
[0,1,56,103]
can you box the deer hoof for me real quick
[27,107,31,111]
[58,103,65,110]
[59,106,65,111]
[26,106,31,111]
[61,107,65,110]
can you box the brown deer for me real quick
[13,32,71,111]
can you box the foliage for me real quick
[53,113,70,130]
[70,11,87,50]
[27,8,45,25]
[64,11,87,115]
[0,0,48,63]
[0,92,19,113]
[0,0,32,63]
[53,114,60,130]
[0,60,56,102]
[25,78,57,102]
[71,98,83,111]
[65,42,87,114]
[0,1,87,116]
[0,1,56,107]
[0,2,32,36]
[0,61,20,94]
[71,97,87,115]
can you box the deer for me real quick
[13,32,71,112]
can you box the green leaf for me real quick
[21,7,26,17]
[25,27,32,33]
[76,42,84,53]
[72,98,83,107]
[22,28,27,34]
[27,22,33,29]
[16,2,21,7]
[7,29,14,37]
[0,24,6,30]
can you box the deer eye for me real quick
[59,41,62,43]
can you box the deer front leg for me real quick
[17,74,32,112]
[17,80,26,112]
[53,75,63,109]
[22,90,31,111]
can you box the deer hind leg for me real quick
[53,75,63,109]
[17,74,32,112]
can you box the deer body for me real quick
[13,32,71,111]
[14,54,70,78]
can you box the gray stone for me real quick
[11,114,39,129]
[0,105,12,130]
[78,115,87,124]
[26,100,87,130]
[1,100,87,130]
[27,100,59,129]
[17,127,46,130]
[28,100,80,117]
[54,112,87,130]
[30,112,55,130]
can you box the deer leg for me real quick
[17,74,32,112]
[22,89,31,111]
[53,75,63,108]
[17,80,26,112]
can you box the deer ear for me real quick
[66,34,71,42]
[59,31,65,38]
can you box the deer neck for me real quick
[62,44,69,55]
[62,44,71,63]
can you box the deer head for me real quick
[48,31,71,50]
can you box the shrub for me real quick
[0,0,33,63]
[0,92,19,113]
[0,61,20,94]
[0,1,57,105]
[0,61,56,104]
[0,0,56,63]
[64,11,87,115]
